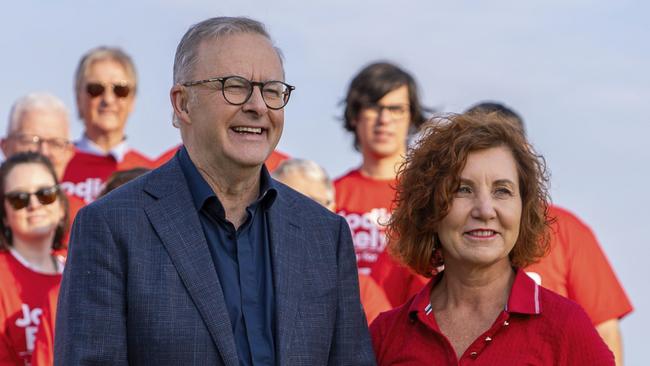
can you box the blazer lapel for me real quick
[268,191,305,365]
[143,159,239,366]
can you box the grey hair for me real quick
[173,16,283,85]
[7,92,69,135]
[74,46,137,100]
[272,159,334,200]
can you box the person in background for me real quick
[61,46,153,205]
[2,93,84,246]
[335,62,429,307]
[153,144,289,171]
[273,158,391,323]
[55,16,374,365]
[371,113,613,365]
[0,152,68,365]
[98,167,150,197]
[466,101,633,365]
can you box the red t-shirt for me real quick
[525,205,633,325]
[335,169,427,307]
[153,145,289,173]
[370,269,614,365]
[61,149,153,204]
[358,274,391,324]
[0,251,61,365]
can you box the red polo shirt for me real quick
[370,269,614,365]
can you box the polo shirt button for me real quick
[503,320,510,326]
[470,352,478,359]
[485,336,492,342]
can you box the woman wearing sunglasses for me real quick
[0,152,68,365]
[370,113,613,365]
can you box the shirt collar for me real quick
[178,146,277,215]
[75,134,129,162]
[408,268,542,318]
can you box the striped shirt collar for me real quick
[409,268,542,318]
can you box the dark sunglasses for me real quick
[86,82,132,98]
[4,186,59,210]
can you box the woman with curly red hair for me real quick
[370,113,613,365]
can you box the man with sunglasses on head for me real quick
[2,92,84,248]
[60,46,153,205]
[55,17,375,366]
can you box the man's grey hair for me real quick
[272,159,334,199]
[7,92,69,135]
[173,16,283,84]
[74,46,137,99]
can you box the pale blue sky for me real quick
[2,1,648,363]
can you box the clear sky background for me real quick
[2,0,648,363]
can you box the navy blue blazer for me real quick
[54,156,375,365]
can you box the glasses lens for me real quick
[5,192,30,210]
[386,105,409,118]
[86,83,105,97]
[35,187,59,205]
[222,77,252,105]
[262,82,290,109]
[113,84,131,98]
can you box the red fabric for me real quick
[61,149,153,204]
[358,274,391,324]
[335,169,426,307]
[370,251,428,308]
[153,145,289,173]
[370,269,614,365]
[0,252,61,365]
[525,205,633,325]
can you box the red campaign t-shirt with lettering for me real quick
[335,169,427,307]
[334,169,395,275]
[61,149,153,204]
[153,145,289,173]
[0,251,61,365]
[525,205,633,325]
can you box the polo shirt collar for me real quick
[408,268,541,318]
[75,134,129,162]
[178,146,277,215]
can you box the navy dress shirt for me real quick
[178,147,276,366]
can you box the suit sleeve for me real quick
[54,205,128,365]
[328,216,377,366]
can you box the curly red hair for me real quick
[387,112,551,276]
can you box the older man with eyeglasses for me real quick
[60,46,153,204]
[2,93,84,248]
[55,17,375,366]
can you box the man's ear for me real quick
[170,85,191,126]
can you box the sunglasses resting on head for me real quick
[4,186,59,210]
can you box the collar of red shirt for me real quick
[407,268,542,318]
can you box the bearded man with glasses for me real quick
[55,16,375,366]
[60,46,153,205]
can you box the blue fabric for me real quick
[54,153,376,366]
[178,148,276,366]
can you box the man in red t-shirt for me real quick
[335,62,430,307]
[466,101,633,365]
[1,93,84,248]
[61,46,153,204]
[273,158,391,323]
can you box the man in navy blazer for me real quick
[54,16,375,365]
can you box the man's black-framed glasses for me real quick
[182,75,295,110]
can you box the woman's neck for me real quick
[431,262,515,311]
[11,237,58,274]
